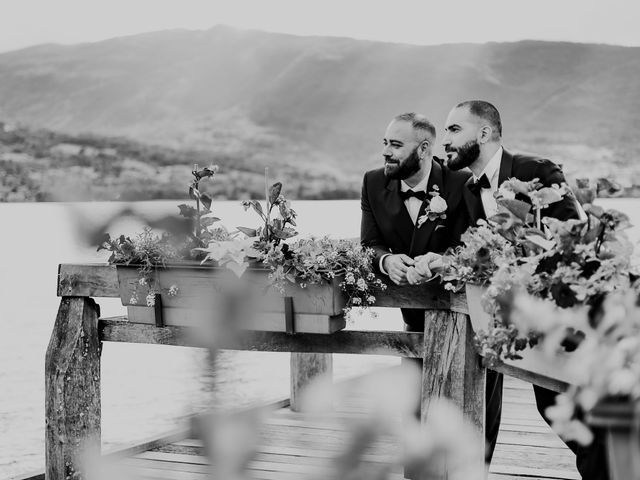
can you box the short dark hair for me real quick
[456,100,502,138]
[393,112,436,141]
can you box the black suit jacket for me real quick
[462,148,580,225]
[361,158,472,273]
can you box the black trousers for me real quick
[405,309,610,479]
[532,385,609,480]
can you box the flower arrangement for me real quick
[504,288,640,446]
[259,236,387,311]
[99,164,222,303]
[441,220,517,292]
[97,228,180,306]
[99,166,385,314]
[442,176,634,366]
[416,185,448,228]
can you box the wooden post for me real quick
[420,310,485,476]
[290,353,333,412]
[46,297,101,480]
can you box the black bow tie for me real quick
[399,189,427,202]
[468,174,491,195]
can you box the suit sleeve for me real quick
[536,161,580,221]
[360,172,392,272]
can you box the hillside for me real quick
[0,124,360,201]
[0,26,639,199]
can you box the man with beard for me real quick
[361,112,470,291]
[361,112,470,479]
[414,101,607,479]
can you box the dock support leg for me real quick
[290,353,333,412]
[419,310,485,478]
[46,297,101,480]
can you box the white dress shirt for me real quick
[474,147,503,218]
[400,172,431,224]
[379,163,432,275]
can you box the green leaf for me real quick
[200,193,212,210]
[530,187,564,206]
[585,204,605,218]
[200,216,221,227]
[251,201,264,217]
[189,186,200,201]
[596,178,622,196]
[268,182,282,204]
[177,204,197,219]
[496,198,531,222]
[273,227,297,239]
[237,226,258,238]
[524,233,555,251]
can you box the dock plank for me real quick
[108,377,579,480]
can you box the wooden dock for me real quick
[92,376,576,480]
[42,264,584,480]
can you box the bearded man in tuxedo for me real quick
[360,112,470,331]
[416,100,607,479]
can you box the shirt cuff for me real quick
[379,254,391,275]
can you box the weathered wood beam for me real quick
[290,353,333,412]
[46,297,102,480]
[420,311,485,478]
[57,264,470,314]
[58,264,119,298]
[99,318,424,357]
[446,314,485,434]
[491,361,568,393]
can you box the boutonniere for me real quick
[417,185,448,228]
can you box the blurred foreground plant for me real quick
[505,288,640,447]
[444,177,634,366]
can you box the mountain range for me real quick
[1,25,639,199]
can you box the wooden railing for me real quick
[47,263,568,479]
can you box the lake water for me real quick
[0,200,407,479]
[0,198,637,478]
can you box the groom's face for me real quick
[443,107,481,171]
[382,120,424,179]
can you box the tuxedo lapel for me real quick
[409,160,443,256]
[497,148,514,186]
[383,177,414,252]
[463,176,485,225]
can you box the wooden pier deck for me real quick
[109,376,578,480]
[45,264,585,480]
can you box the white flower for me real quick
[430,195,448,214]
[168,285,179,296]
[146,293,156,307]
[138,277,147,286]
[345,272,356,285]
[608,368,637,396]
[129,296,138,305]
[356,278,367,291]
[351,297,361,306]
[366,295,376,303]
[497,184,516,200]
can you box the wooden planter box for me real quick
[587,399,640,480]
[465,283,576,385]
[116,264,347,333]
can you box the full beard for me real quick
[384,148,422,179]
[445,139,480,171]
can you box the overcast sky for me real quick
[2,0,640,53]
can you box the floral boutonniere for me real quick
[417,185,448,228]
